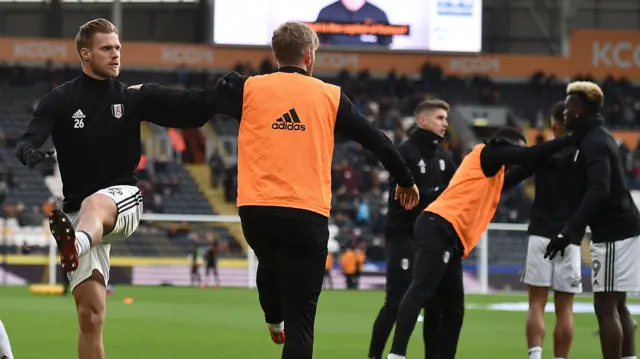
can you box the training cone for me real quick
[124,297,134,304]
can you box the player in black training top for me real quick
[368,99,457,359]
[520,101,584,359]
[544,81,640,359]
[14,19,224,359]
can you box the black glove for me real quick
[20,148,55,169]
[544,233,570,260]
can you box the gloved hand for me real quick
[21,148,54,169]
[544,233,570,260]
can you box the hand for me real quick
[23,148,55,169]
[544,233,570,260]
[395,184,420,211]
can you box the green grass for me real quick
[0,285,636,358]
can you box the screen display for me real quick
[213,0,482,53]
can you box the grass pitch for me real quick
[0,285,636,358]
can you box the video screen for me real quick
[213,0,483,53]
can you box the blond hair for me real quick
[271,21,319,65]
[415,99,450,115]
[566,81,604,109]
[75,18,118,57]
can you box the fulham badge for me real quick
[111,104,124,119]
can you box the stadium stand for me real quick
[207,62,640,266]
[0,61,638,270]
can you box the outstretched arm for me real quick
[15,90,59,167]
[502,164,537,191]
[137,72,246,128]
[334,92,414,188]
[480,135,573,178]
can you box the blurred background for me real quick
[0,0,639,293]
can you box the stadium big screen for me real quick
[213,0,483,53]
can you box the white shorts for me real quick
[591,236,640,293]
[65,185,143,290]
[521,235,583,293]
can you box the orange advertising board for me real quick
[570,29,640,79]
[0,37,571,77]
[0,29,638,79]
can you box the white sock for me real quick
[268,322,284,333]
[622,357,637,359]
[528,346,542,359]
[75,231,92,256]
[0,320,14,359]
[555,357,565,359]
[387,355,405,359]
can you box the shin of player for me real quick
[0,320,14,359]
[522,102,583,359]
[545,81,640,359]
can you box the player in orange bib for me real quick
[387,127,577,359]
[210,21,419,359]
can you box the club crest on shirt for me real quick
[418,159,426,174]
[111,104,124,119]
[401,258,409,270]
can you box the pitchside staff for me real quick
[368,99,457,359]
[544,82,640,359]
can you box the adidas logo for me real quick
[72,109,86,119]
[272,109,305,131]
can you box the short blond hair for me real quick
[566,81,604,109]
[271,21,319,65]
[415,99,450,115]
[75,18,118,57]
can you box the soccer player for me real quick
[191,245,202,287]
[15,18,226,359]
[387,127,577,359]
[211,21,420,359]
[204,241,221,288]
[521,101,584,359]
[544,82,640,359]
[0,320,14,359]
[368,99,457,359]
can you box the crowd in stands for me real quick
[212,61,640,261]
[0,61,639,262]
